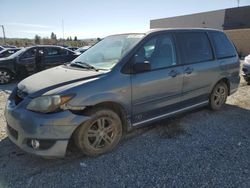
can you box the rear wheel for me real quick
[0,69,12,84]
[74,108,123,156]
[209,82,228,111]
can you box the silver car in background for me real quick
[242,54,250,84]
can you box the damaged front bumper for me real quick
[5,98,89,158]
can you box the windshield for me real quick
[70,34,145,70]
[8,48,27,58]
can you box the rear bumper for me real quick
[5,99,89,158]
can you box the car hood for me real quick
[18,65,106,95]
[0,56,15,63]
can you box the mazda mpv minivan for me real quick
[5,29,240,158]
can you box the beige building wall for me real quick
[225,29,250,56]
[150,10,225,30]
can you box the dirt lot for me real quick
[0,79,249,188]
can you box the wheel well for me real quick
[0,68,15,77]
[217,78,230,96]
[93,102,129,133]
[73,101,129,133]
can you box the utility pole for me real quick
[237,0,240,7]
[62,19,65,40]
[0,25,6,44]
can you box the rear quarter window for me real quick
[209,32,236,59]
[175,32,213,64]
[45,47,61,56]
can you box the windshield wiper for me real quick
[71,61,99,71]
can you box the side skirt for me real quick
[132,101,209,127]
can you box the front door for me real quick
[17,47,37,76]
[131,33,183,125]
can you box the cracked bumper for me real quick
[5,99,89,158]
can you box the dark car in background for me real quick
[0,46,4,51]
[0,48,21,58]
[0,45,79,84]
[68,47,78,51]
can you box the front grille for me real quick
[7,125,18,140]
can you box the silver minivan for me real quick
[5,29,240,158]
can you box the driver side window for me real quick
[21,48,37,59]
[134,34,177,70]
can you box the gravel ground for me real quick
[0,78,249,188]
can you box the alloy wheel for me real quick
[87,117,116,149]
[212,85,227,107]
[0,70,11,84]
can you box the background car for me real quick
[0,45,79,84]
[242,54,250,84]
[0,46,4,51]
[75,46,90,53]
[1,45,17,49]
[68,47,78,51]
[0,48,21,58]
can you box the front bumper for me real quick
[5,99,89,158]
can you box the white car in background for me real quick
[242,54,250,84]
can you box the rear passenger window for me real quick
[176,32,213,64]
[45,48,61,56]
[209,32,236,59]
[61,49,71,55]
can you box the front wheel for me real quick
[74,108,123,156]
[0,69,12,84]
[209,82,228,111]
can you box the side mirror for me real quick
[133,62,151,73]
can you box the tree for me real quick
[74,36,77,41]
[34,35,41,44]
[50,32,57,40]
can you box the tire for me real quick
[243,77,250,85]
[0,69,12,84]
[209,81,228,111]
[74,108,123,156]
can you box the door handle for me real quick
[184,67,193,74]
[168,70,178,77]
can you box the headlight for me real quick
[27,95,73,113]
